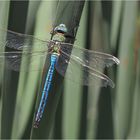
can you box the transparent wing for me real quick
[56,51,115,88]
[0,51,48,71]
[0,28,49,51]
[59,42,120,70]
[55,43,119,88]
[0,28,52,71]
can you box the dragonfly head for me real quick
[54,24,68,34]
[51,23,75,40]
[51,24,67,42]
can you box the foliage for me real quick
[0,1,140,139]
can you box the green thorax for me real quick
[51,33,65,55]
[52,33,66,42]
[52,45,60,54]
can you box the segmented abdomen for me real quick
[34,54,57,128]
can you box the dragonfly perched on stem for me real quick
[0,24,120,128]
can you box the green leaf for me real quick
[114,1,139,138]
[30,1,85,139]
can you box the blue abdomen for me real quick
[34,54,58,128]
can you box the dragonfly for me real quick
[0,24,120,128]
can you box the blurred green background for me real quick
[0,0,140,139]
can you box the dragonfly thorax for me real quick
[49,42,61,56]
[52,33,66,42]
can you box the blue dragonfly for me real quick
[0,24,120,128]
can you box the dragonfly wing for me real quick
[58,43,120,70]
[0,28,55,71]
[55,50,115,88]
[0,28,50,51]
[0,51,48,71]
